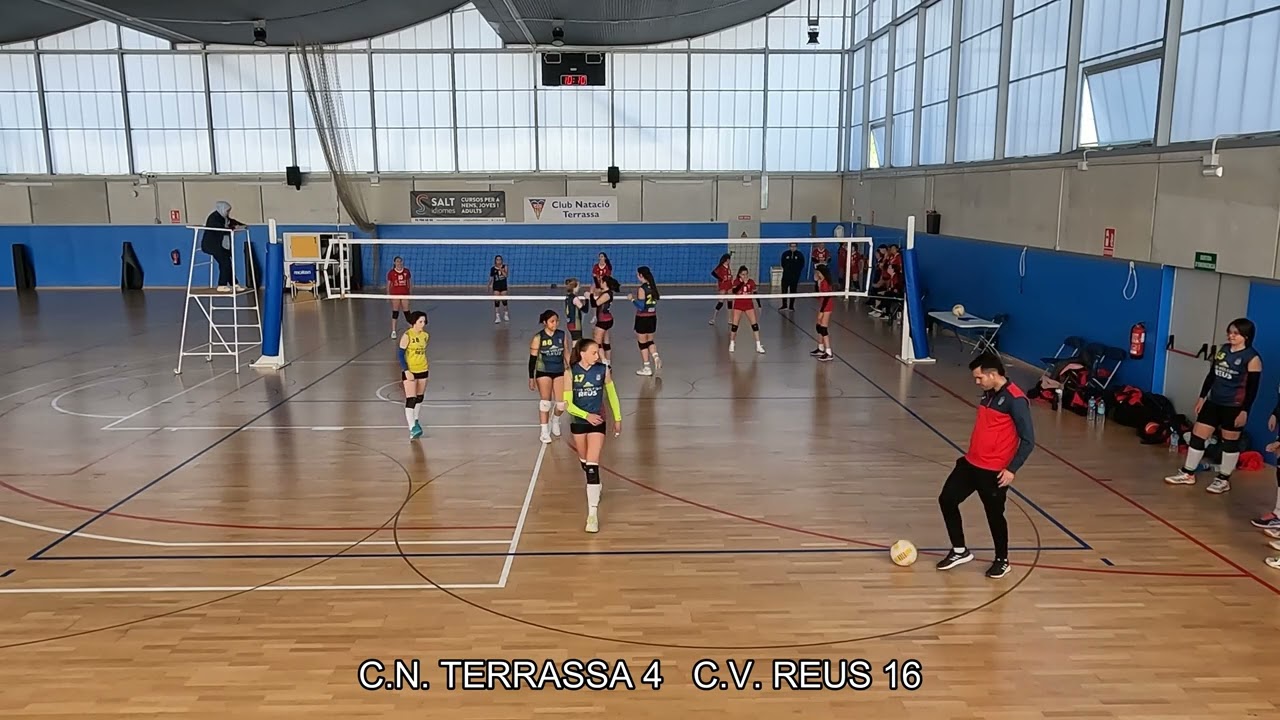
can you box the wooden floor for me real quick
[0,288,1278,719]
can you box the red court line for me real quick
[601,464,1243,579]
[831,318,1279,594]
[0,479,513,532]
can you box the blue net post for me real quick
[252,219,288,370]
[898,215,936,365]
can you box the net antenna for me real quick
[296,43,374,234]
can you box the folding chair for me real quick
[1088,344,1125,390]
[1040,335,1086,366]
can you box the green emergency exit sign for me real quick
[1193,251,1217,271]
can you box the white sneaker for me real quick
[652,354,662,370]
[708,318,716,325]
[494,316,501,324]
[1164,471,1196,485]
[216,285,231,293]
[391,330,397,338]
[1206,478,1230,494]
[550,416,561,437]
[729,341,736,353]
[1266,556,1280,570]
[756,343,766,354]
[1264,528,1280,540]
[234,284,247,292]
[539,427,551,444]
[1268,539,1280,551]
[585,512,599,533]
[503,312,510,322]
[635,365,653,376]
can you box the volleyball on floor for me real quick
[952,304,965,317]
[889,539,917,566]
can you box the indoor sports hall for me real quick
[2,1,1280,718]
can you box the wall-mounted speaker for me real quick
[286,165,302,190]
[926,210,941,234]
[607,165,620,188]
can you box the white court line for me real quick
[0,513,507,548]
[0,582,501,595]
[0,365,128,403]
[100,369,234,430]
[102,423,538,432]
[49,369,214,421]
[374,380,471,407]
[497,442,547,588]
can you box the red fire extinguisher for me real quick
[1129,322,1146,359]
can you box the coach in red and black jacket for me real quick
[934,353,1035,580]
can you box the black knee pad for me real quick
[715,301,724,310]
[1189,434,1207,451]
[405,397,417,409]
[415,394,424,404]
[730,324,739,333]
[1220,436,1240,453]
[585,464,601,485]
[817,324,829,336]
[502,300,508,307]
[391,310,399,319]
[638,340,646,350]
[602,343,611,352]
[494,301,500,308]
[642,341,654,350]
[750,323,759,332]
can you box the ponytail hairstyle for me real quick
[570,337,598,366]
[599,274,621,294]
[564,277,580,295]
[719,253,732,266]
[814,264,832,287]
[637,266,660,300]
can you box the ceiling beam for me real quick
[497,0,539,46]
[34,0,201,44]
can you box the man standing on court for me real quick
[779,242,805,311]
[936,353,1035,579]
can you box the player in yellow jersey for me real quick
[397,311,430,439]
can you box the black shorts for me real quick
[404,370,429,380]
[571,420,606,435]
[534,371,561,380]
[492,282,508,293]
[1197,400,1244,431]
[596,318,614,331]
[634,314,657,334]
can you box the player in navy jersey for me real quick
[562,338,622,533]
[1166,317,1262,495]
[490,255,509,324]
[630,266,661,376]
[563,278,586,341]
[529,309,571,444]
[591,274,620,365]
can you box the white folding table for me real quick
[927,310,1003,355]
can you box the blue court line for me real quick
[33,546,1087,562]
[26,334,391,561]
[784,315,1092,550]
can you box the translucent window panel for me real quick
[1014,0,1058,13]
[850,82,865,124]
[690,18,767,49]
[615,53,688,90]
[893,66,915,113]
[539,89,612,171]
[766,127,840,171]
[451,5,503,48]
[854,8,870,44]
[869,77,888,120]
[208,54,292,172]
[924,0,954,55]
[457,128,535,171]
[691,54,764,91]
[867,123,886,167]
[1082,0,1166,61]
[954,87,996,161]
[961,0,1002,40]
[958,28,1001,94]
[1010,0,1068,80]
[871,35,890,79]
[1172,12,1280,141]
[1080,59,1158,145]
[615,128,688,172]
[1005,69,1064,157]
[922,51,950,104]
[454,52,534,90]
[896,0,921,16]
[373,54,453,172]
[1,41,36,49]
[895,17,919,68]
[1182,0,1280,32]
[290,53,374,172]
[918,102,948,164]
[890,111,914,165]
[848,123,864,170]
[124,55,210,173]
[691,91,765,127]
[872,0,895,34]
[614,54,689,170]
[371,16,451,49]
[41,54,129,174]
[0,54,46,173]
[120,28,169,50]
[768,53,842,93]
[38,20,119,50]
[689,128,764,171]
[851,47,866,88]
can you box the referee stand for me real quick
[175,224,262,375]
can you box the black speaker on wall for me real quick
[120,242,144,290]
[286,165,302,190]
[607,165,620,188]
[925,210,941,234]
[12,243,35,290]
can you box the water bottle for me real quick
[1087,397,1096,423]
[1169,429,1179,453]
[1096,398,1106,425]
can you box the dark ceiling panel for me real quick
[470,0,795,46]
[1,1,92,45]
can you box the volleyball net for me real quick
[319,236,875,303]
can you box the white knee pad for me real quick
[555,401,566,413]
[539,399,554,412]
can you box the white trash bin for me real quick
[770,266,783,291]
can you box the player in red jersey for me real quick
[707,253,734,325]
[387,256,411,338]
[592,253,612,283]
[728,265,765,354]
[810,264,834,362]
[811,243,831,292]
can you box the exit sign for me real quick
[1193,251,1217,271]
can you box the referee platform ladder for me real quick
[175,225,262,375]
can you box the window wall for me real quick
[6,1,1280,176]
